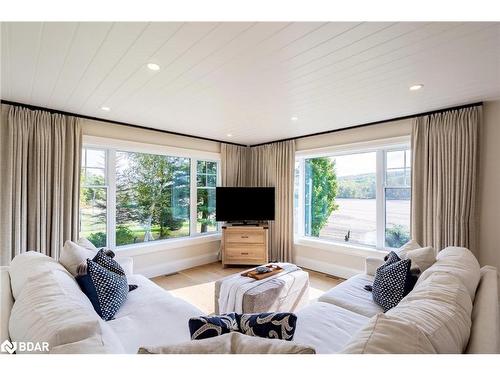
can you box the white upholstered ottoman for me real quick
[215,263,309,314]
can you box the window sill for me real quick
[115,233,221,257]
[294,236,388,258]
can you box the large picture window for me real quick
[296,138,411,250]
[79,142,220,250]
[115,152,191,246]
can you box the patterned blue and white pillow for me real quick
[372,251,417,312]
[189,313,239,340]
[238,312,297,341]
[91,249,138,292]
[93,249,125,275]
[76,259,128,321]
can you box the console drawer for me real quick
[225,245,266,260]
[225,231,265,244]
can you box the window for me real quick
[196,161,217,233]
[80,148,108,248]
[384,149,411,248]
[79,142,220,250]
[295,138,411,250]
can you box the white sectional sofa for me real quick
[1,247,498,354]
[294,247,500,354]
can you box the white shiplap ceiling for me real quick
[1,22,499,145]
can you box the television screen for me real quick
[216,187,275,222]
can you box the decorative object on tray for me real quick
[241,264,283,280]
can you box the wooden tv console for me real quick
[221,224,269,267]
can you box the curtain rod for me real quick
[250,101,484,147]
[2,99,483,148]
[0,99,248,147]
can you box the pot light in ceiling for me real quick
[409,84,424,91]
[101,106,111,111]
[147,63,161,71]
[291,116,299,121]
[226,133,233,138]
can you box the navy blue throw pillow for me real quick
[238,312,297,341]
[76,259,128,321]
[372,251,417,312]
[189,313,239,340]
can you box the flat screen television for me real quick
[216,187,275,222]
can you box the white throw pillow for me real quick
[395,239,422,258]
[340,313,436,354]
[394,240,436,272]
[59,240,98,277]
[386,271,473,353]
[405,246,436,272]
[77,237,98,252]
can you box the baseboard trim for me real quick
[294,256,360,279]
[136,252,219,278]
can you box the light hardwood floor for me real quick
[152,262,344,314]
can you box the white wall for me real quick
[81,118,221,154]
[82,118,222,278]
[478,100,500,271]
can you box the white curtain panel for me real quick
[220,143,249,187]
[411,106,481,254]
[249,140,296,262]
[0,104,82,264]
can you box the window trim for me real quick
[81,136,221,251]
[295,136,411,252]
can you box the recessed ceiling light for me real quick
[147,63,160,71]
[409,84,424,91]
[291,116,299,121]
[227,133,233,137]
[101,106,111,111]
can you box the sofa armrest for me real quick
[115,257,134,276]
[365,257,384,276]
[1,267,13,344]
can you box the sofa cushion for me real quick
[59,240,98,277]
[106,274,204,353]
[9,269,124,353]
[1,267,13,343]
[138,332,316,354]
[416,246,480,302]
[372,252,416,312]
[189,313,239,340]
[318,274,383,318]
[9,251,71,300]
[386,271,472,353]
[341,313,436,354]
[293,302,369,354]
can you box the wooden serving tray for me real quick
[241,264,283,280]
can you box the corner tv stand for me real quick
[221,224,269,267]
